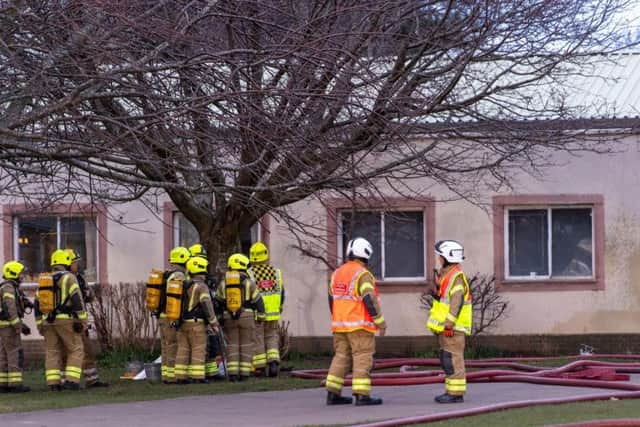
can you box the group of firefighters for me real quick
[0,234,471,407]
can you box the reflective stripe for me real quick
[352,377,372,393]
[266,349,279,359]
[326,374,344,391]
[446,313,458,322]
[205,362,219,375]
[66,366,82,379]
[3,293,15,300]
[446,378,466,392]
[331,320,376,329]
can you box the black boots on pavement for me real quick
[354,394,383,406]
[327,392,383,406]
[434,393,464,403]
[326,391,353,405]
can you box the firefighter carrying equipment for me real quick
[50,249,72,267]
[249,264,283,321]
[224,271,245,318]
[249,242,269,263]
[346,237,373,261]
[2,261,24,281]
[37,272,63,315]
[435,240,465,264]
[169,246,191,265]
[165,276,191,322]
[427,264,472,335]
[189,244,207,259]
[329,260,380,333]
[228,253,249,271]
[146,269,168,313]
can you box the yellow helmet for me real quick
[169,246,190,265]
[189,243,207,259]
[64,248,81,263]
[249,242,269,263]
[227,253,249,271]
[187,256,208,275]
[51,249,72,267]
[3,260,24,280]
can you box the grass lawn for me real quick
[0,358,328,414]
[414,399,640,427]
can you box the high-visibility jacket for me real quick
[427,265,472,335]
[329,260,380,333]
[249,264,283,321]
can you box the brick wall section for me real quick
[22,334,640,365]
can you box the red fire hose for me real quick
[290,354,640,426]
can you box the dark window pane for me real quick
[384,211,424,278]
[61,217,98,282]
[551,208,593,277]
[508,209,548,276]
[341,211,381,277]
[175,213,199,247]
[17,217,56,281]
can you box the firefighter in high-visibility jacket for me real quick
[159,246,191,384]
[427,240,472,404]
[326,237,386,406]
[35,249,88,391]
[65,249,109,388]
[248,242,284,377]
[188,243,224,381]
[215,253,265,382]
[175,256,220,384]
[0,260,31,393]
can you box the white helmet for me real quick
[346,237,373,260]
[435,240,465,263]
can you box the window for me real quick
[339,210,425,281]
[14,216,98,282]
[172,212,261,254]
[493,195,604,291]
[507,208,593,279]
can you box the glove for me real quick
[21,324,31,336]
[443,324,454,338]
[207,324,220,335]
[72,321,84,333]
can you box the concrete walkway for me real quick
[1,378,636,427]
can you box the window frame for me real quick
[2,204,108,286]
[326,197,435,293]
[163,202,270,270]
[493,195,604,292]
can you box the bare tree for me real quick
[0,0,636,269]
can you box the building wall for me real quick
[7,136,640,340]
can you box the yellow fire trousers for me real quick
[439,332,466,396]
[175,321,207,381]
[0,326,23,387]
[253,319,280,369]
[42,320,84,385]
[326,330,375,397]
[159,317,177,383]
[223,312,255,378]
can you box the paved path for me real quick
[1,378,635,427]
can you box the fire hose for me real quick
[290,354,640,426]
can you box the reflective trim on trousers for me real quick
[205,362,219,375]
[351,377,371,394]
[266,348,280,361]
[46,369,62,384]
[325,374,344,392]
[7,372,22,384]
[253,353,267,367]
[66,366,82,381]
[240,361,252,375]
[445,378,466,393]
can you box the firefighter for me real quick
[159,246,191,384]
[326,237,386,406]
[427,240,472,404]
[188,244,224,381]
[175,256,220,384]
[215,253,265,382]
[248,242,284,377]
[35,249,87,391]
[0,260,31,393]
[65,249,109,388]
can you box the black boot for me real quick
[268,361,279,377]
[194,378,210,384]
[326,391,353,405]
[62,382,80,391]
[8,384,30,393]
[434,393,464,404]
[87,380,109,388]
[228,375,240,383]
[0,386,8,393]
[49,384,63,392]
[355,394,383,406]
[239,375,249,382]
[176,379,190,385]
